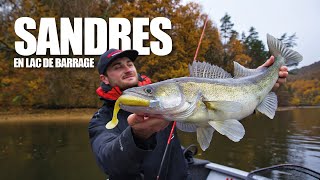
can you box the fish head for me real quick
[120,82,184,115]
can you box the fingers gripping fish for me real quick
[105,34,303,151]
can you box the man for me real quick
[88,49,288,180]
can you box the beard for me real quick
[118,79,139,90]
[108,74,139,91]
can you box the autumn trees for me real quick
[0,0,314,108]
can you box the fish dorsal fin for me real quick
[196,127,215,151]
[267,34,303,66]
[233,61,265,78]
[189,61,232,79]
[256,92,278,119]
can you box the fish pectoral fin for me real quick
[203,101,243,113]
[168,91,202,120]
[176,122,197,132]
[233,61,265,78]
[208,119,245,142]
[256,92,278,119]
[196,127,215,151]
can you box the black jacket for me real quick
[88,97,189,179]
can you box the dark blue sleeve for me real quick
[88,108,157,176]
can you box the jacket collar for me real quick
[96,74,152,101]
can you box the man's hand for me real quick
[259,56,289,90]
[128,114,170,140]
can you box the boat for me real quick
[184,145,320,180]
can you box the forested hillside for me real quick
[283,62,320,106]
[0,0,314,109]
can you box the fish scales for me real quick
[105,34,303,151]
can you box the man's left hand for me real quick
[259,56,288,90]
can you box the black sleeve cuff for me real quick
[131,128,157,150]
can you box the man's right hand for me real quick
[128,114,170,140]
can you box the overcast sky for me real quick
[187,0,320,68]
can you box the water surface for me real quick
[179,108,320,172]
[0,108,319,179]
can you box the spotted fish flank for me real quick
[106,34,303,151]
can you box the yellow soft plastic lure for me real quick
[105,95,150,129]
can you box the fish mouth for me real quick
[120,98,161,115]
[121,104,161,115]
[119,92,160,108]
[121,89,162,114]
[118,94,151,107]
[122,88,154,101]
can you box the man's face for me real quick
[102,57,139,90]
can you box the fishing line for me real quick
[156,12,210,180]
[156,121,176,180]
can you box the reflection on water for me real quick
[178,108,320,172]
[0,121,104,180]
[0,108,319,180]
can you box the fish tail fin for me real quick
[267,34,303,66]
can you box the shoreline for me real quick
[0,108,97,123]
[0,106,319,123]
[277,105,320,111]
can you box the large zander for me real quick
[105,34,303,151]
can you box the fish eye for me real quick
[144,88,153,94]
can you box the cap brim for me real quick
[108,50,139,66]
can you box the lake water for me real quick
[0,108,319,179]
